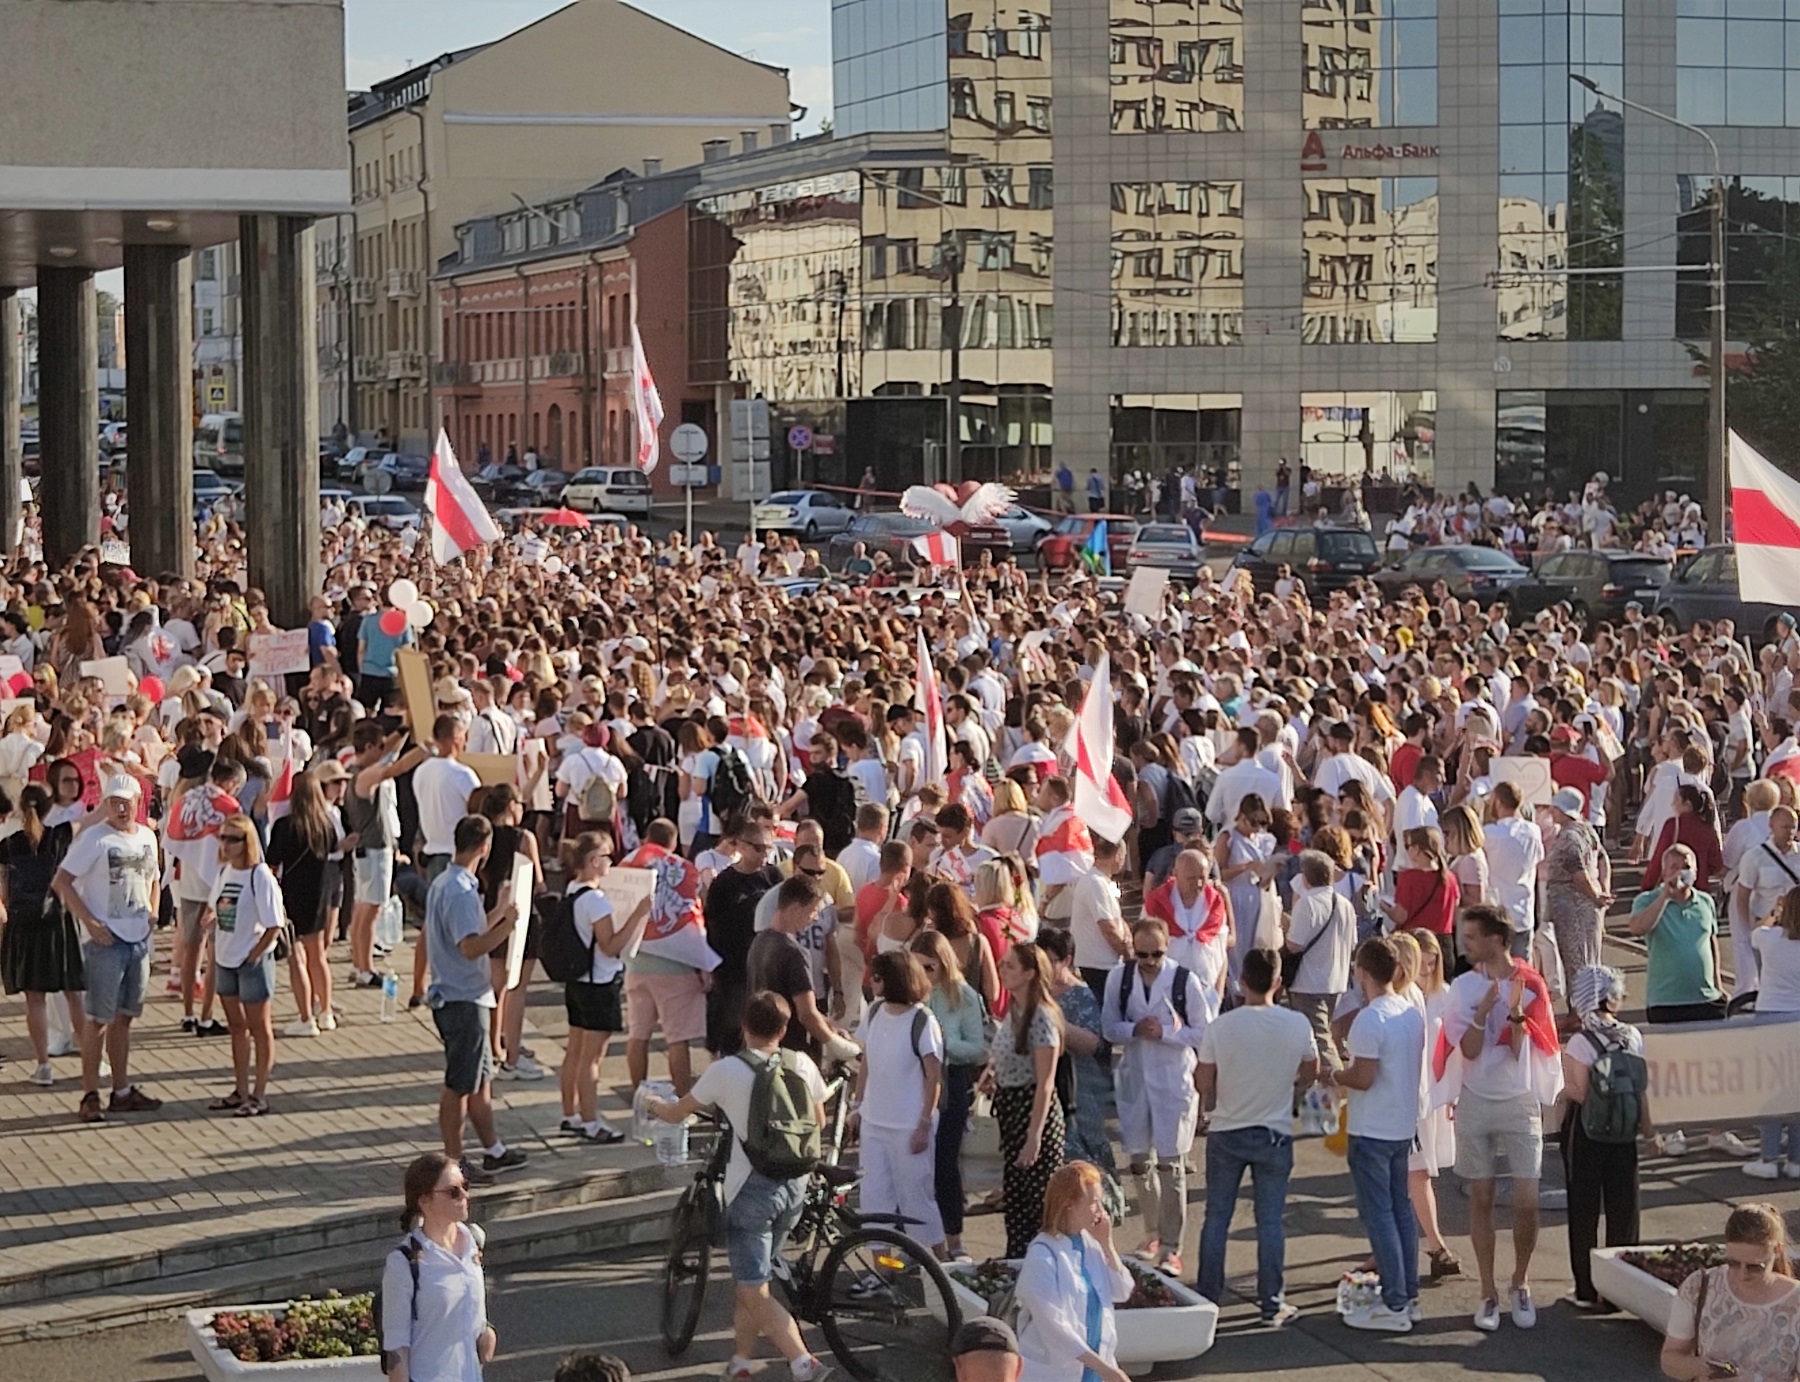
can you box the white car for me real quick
[752,489,858,539]
[561,466,651,517]
[346,495,422,531]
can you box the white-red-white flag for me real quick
[911,531,960,568]
[426,429,502,565]
[1071,652,1134,844]
[1034,802,1094,886]
[915,629,947,789]
[1731,430,1800,603]
[631,323,665,474]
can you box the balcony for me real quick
[546,351,580,378]
[352,355,383,383]
[386,269,422,299]
[386,351,425,380]
[602,347,630,376]
[350,279,376,305]
[431,360,472,388]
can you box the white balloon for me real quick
[543,555,565,575]
[406,599,434,630]
[387,578,420,609]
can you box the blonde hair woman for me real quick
[982,778,1039,858]
[201,814,285,1117]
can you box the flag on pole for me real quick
[1730,430,1800,602]
[631,323,665,474]
[426,429,502,565]
[911,531,961,568]
[1071,651,1133,843]
[915,629,947,789]
[1082,519,1112,577]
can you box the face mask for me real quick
[1676,868,1697,889]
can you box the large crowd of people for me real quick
[3,467,1800,1378]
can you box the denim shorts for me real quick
[725,1170,808,1285]
[217,952,276,1005]
[352,849,394,907]
[433,999,495,1095]
[83,935,151,1025]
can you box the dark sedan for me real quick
[1372,545,1532,601]
[826,512,1011,571]
[499,469,569,506]
[1506,550,1673,626]
[1655,545,1793,643]
[1229,523,1383,593]
[473,462,526,499]
[365,452,430,491]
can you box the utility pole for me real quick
[944,236,963,485]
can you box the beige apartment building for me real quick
[328,0,792,452]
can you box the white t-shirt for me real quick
[1482,816,1544,932]
[1740,842,1800,928]
[414,756,482,857]
[1566,1019,1645,1067]
[1753,929,1800,1016]
[1346,992,1426,1141]
[1446,967,1547,1100]
[838,837,883,897]
[208,863,284,970]
[855,1002,945,1131]
[571,882,623,985]
[1070,872,1123,971]
[1198,1004,1317,1135]
[557,747,627,811]
[691,1048,828,1204]
[61,821,161,943]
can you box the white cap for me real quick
[101,774,142,802]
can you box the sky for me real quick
[344,0,834,129]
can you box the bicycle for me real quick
[661,1067,963,1382]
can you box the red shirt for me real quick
[1389,742,1424,795]
[1395,866,1461,936]
[1646,814,1726,891]
[1550,752,1609,814]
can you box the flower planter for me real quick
[186,1307,385,1382]
[946,1261,1218,1375]
[1589,1246,1724,1336]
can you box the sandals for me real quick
[1430,1247,1463,1279]
[208,1091,246,1111]
[233,1096,267,1118]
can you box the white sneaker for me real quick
[1784,1163,1800,1180]
[1714,1130,1757,1158]
[28,1061,53,1087]
[1660,1130,1690,1156]
[1511,1286,1537,1329]
[284,1018,319,1038]
[1745,1159,1782,1180]
[1473,1297,1501,1332]
[1344,1303,1412,1333]
[510,1053,546,1080]
[46,1035,75,1058]
[1407,1299,1423,1324]
[317,1010,338,1032]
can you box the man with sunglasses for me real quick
[704,825,782,1056]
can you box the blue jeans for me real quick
[1760,1119,1800,1164]
[1198,1126,1293,1316]
[1346,1135,1418,1312]
[935,1063,976,1237]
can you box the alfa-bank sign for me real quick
[1300,130,1440,171]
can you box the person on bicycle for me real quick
[647,991,835,1382]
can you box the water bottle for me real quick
[634,1080,676,1144]
[375,896,404,951]
[380,973,398,1022]
[653,1120,689,1166]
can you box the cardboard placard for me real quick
[598,866,657,960]
[396,648,436,738]
[0,655,24,683]
[1490,755,1555,812]
[248,629,311,680]
[520,738,553,813]
[79,657,133,697]
[1124,566,1170,618]
[503,854,535,991]
[464,752,518,789]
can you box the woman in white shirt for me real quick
[675,721,720,854]
[1015,1161,1134,1382]
[557,832,649,1145]
[0,704,44,817]
[852,949,947,1257]
[1750,892,1800,1177]
[201,815,285,1117]
[382,1153,494,1382]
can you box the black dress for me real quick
[266,815,337,938]
[0,824,82,994]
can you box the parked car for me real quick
[346,495,422,531]
[99,421,128,455]
[1371,545,1533,601]
[472,462,526,499]
[825,512,1010,571]
[752,489,859,539]
[192,469,242,518]
[1125,523,1207,582]
[506,469,569,506]
[1506,549,1673,626]
[363,452,430,491]
[1037,513,1140,572]
[194,412,245,475]
[561,466,652,517]
[339,445,392,483]
[997,503,1054,554]
[1655,545,1792,643]
[1229,523,1383,593]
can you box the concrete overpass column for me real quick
[241,215,320,626]
[36,267,99,566]
[125,245,195,579]
[0,290,21,555]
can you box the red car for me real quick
[1037,513,1141,571]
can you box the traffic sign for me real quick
[670,423,709,464]
[787,424,813,452]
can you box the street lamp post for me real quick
[1571,74,1727,544]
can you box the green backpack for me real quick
[737,1048,822,1179]
[1582,1032,1648,1145]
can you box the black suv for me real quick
[1229,523,1383,593]
[1506,550,1673,626]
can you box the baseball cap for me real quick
[1173,807,1204,833]
[951,1317,1019,1359]
[101,774,141,802]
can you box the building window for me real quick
[1302,176,1438,343]
[1110,180,1245,346]
[502,217,526,254]
[983,166,1019,208]
[1303,0,1439,130]
[554,204,581,241]
[1028,167,1055,210]
[1677,0,1800,126]
[1498,0,1624,341]
[1110,0,1245,135]
[1302,391,1437,482]
[200,308,216,337]
[1111,393,1242,487]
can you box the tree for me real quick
[1703,257,1800,476]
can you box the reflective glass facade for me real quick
[1109,0,1245,134]
[832,0,949,136]
[1494,389,1707,497]
[1301,176,1438,343]
[1676,0,1800,127]
[1111,394,1242,478]
[1110,180,1244,345]
[1677,174,1800,338]
[1497,0,1624,341]
[1302,0,1439,130]
[1302,391,1437,481]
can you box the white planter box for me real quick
[946,1262,1218,1374]
[1590,1248,1681,1335]
[186,1307,385,1382]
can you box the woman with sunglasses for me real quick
[201,814,284,1117]
[1662,1203,1800,1382]
[382,1152,494,1382]
[909,930,987,1262]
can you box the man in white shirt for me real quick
[410,715,484,1007]
[1195,946,1318,1324]
[1070,837,1130,996]
[1208,726,1283,832]
[1481,780,1544,956]
[465,680,519,757]
[837,803,888,897]
[1312,721,1397,821]
[945,695,991,769]
[1393,755,1442,852]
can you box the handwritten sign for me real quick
[1643,1012,1800,1125]
[599,867,657,960]
[0,656,23,683]
[1490,755,1554,812]
[1124,567,1169,619]
[248,629,310,679]
[503,854,535,991]
[79,657,133,698]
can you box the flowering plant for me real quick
[208,1293,379,1362]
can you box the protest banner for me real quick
[1643,1012,1800,1125]
[396,648,435,738]
[1490,755,1554,811]
[248,629,311,680]
[599,867,657,959]
[1124,566,1169,618]
[79,657,133,698]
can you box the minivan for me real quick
[561,466,652,517]
[194,412,245,475]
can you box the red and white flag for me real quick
[911,530,960,567]
[1034,802,1094,886]
[1071,652,1134,844]
[631,323,665,473]
[915,629,947,789]
[1731,430,1800,602]
[426,429,501,565]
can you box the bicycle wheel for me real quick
[661,1181,713,1355]
[818,1226,962,1382]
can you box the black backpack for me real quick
[708,747,758,826]
[538,886,594,984]
[376,1224,486,1372]
[1115,964,1192,1027]
[805,767,867,855]
[1161,772,1200,821]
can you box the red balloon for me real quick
[138,675,165,704]
[8,672,30,697]
[378,608,408,638]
